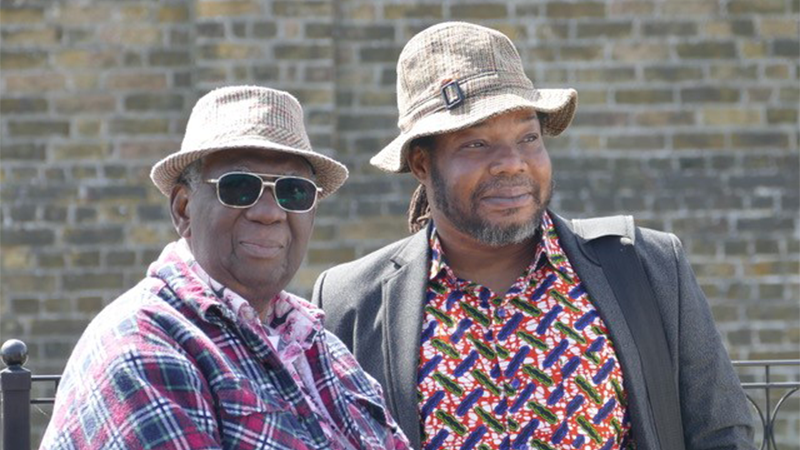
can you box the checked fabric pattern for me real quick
[418,213,632,450]
[40,240,410,450]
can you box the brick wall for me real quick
[1,0,798,446]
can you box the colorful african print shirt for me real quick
[40,240,410,450]
[418,212,632,450]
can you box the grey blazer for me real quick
[312,213,754,450]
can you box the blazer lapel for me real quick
[381,229,429,449]
[552,213,658,449]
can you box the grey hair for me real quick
[176,158,204,190]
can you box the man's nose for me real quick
[244,188,287,224]
[489,142,528,176]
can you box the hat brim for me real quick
[150,137,349,200]
[370,88,577,173]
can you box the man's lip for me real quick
[239,240,284,258]
[480,192,534,209]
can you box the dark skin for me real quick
[170,148,316,320]
[407,110,553,295]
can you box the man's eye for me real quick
[521,134,539,143]
[464,141,484,149]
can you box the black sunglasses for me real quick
[204,172,321,213]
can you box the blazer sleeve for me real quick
[666,234,755,449]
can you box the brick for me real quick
[56,50,117,68]
[731,132,790,149]
[54,95,115,114]
[676,42,737,59]
[58,3,113,24]
[106,73,168,90]
[534,23,570,40]
[85,185,148,201]
[741,41,769,58]
[704,19,755,37]
[1,228,55,246]
[0,51,48,70]
[360,46,402,63]
[634,111,696,127]
[577,21,632,38]
[608,1,654,15]
[51,143,108,161]
[674,133,725,149]
[384,4,443,19]
[158,4,189,22]
[708,64,758,80]
[643,66,703,81]
[0,97,48,114]
[273,1,331,16]
[681,87,740,103]
[451,3,508,19]
[606,134,665,151]
[253,21,277,38]
[728,0,786,14]
[561,44,604,61]
[125,94,184,112]
[8,120,70,137]
[760,18,799,38]
[148,50,191,66]
[4,73,66,92]
[76,119,102,138]
[778,87,799,102]
[198,0,260,17]
[642,21,697,36]
[337,25,395,41]
[764,63,791,79]
[1,28,61,46]
[547,1,605,18]
[274,44,332,60]
[616,89,673,104]
[307,247,356,265]
[200,43,262,60]
[702,108,760,126]
[766,108,798,124]
[11,298,41,315]
[661,0,719,15]
[4,274,57,292]
[110,118,170,135]
[772,39,799,57]
[612,42,670,61]
[0,6,45,23]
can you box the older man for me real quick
[40,86,410,450]
[313,22,754,450]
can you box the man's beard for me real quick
[429,162,552,247]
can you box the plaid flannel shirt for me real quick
[40,241,410,450]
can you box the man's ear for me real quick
[170,184,191,239]
[407,145,431,184]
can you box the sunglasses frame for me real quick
[204,171,322,213]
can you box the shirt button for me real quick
[496,307,506,318]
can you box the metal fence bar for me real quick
[733,359,800,450]
[1,340,31,450]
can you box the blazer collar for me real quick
[382,227,429,450]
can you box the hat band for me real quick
[398,71,534,133]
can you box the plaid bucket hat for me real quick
[150,85,348,199]
[371,22,578,173]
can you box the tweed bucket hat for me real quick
[150,85,348,199]
[371,22,578,173]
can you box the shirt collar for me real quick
[428,211,571,283]
[149,239,324,355]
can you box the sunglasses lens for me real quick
[217,173,262,207]
[275,177,318,212]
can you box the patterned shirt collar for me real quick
[150,239,324,357]
[428,211,570,285]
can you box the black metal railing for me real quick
[2,338,799,450]
[732,359,800,450]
